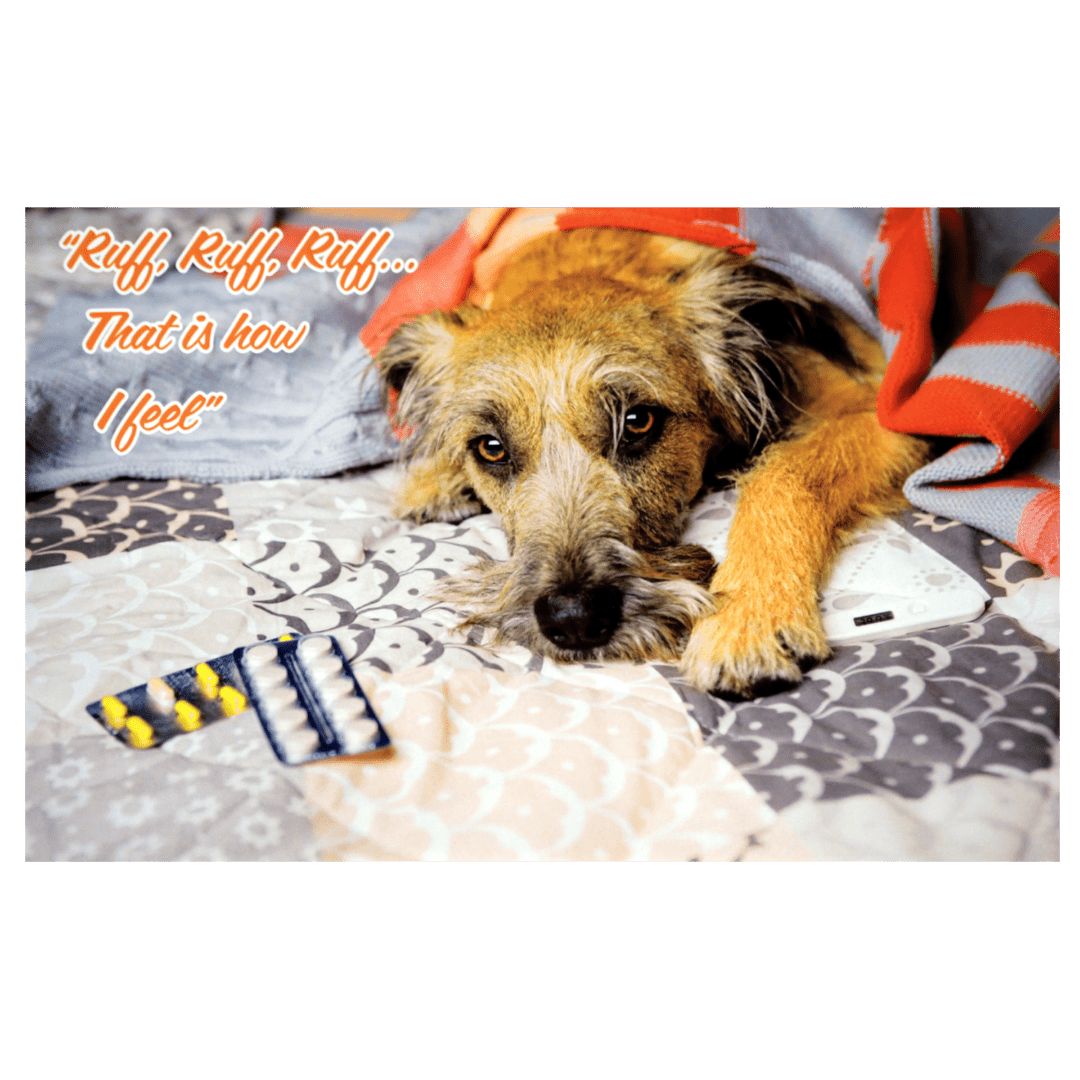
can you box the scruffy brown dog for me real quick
[376,228,930,697]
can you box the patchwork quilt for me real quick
[24,208,1059,861]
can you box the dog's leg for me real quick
[680,411,928,697]
[393,458,484,523]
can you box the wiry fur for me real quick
[375,228,930,696]
[434,420,720,663]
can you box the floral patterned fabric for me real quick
[25,462,1057,861]
[25,207,1058,861]
[25,478,235,571]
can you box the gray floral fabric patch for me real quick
[658,611,1058,814]
[898,509,1047,598]
[25,478,235,571]
[25,725,317,862]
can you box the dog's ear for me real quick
[665,253,857,452]
[375,310,486,523]
[376,311,459,434]
[734,264,858,366]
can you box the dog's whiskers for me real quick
[376,227,923,694]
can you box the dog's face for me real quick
[377,230,839,663]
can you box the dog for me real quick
[375,227,931,697]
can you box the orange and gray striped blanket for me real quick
[360,207,1060,576]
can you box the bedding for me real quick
[24,208,1059,861]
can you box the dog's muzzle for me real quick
[533,584,624,650]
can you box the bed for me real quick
[25,208,1059,861]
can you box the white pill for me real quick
[329,696,368,724]
[297,635,333,660]
[341,719,379,754]
[270,705,310,733]
[249,664,289,690]
[259,685,299,711]
[305,655,344,681]
[146,678,175,712]
[281,727,321,762]
[246,644,281,667]
[317,675,355,704]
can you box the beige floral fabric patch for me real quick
[305,658,812,861]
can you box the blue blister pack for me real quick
[86,633,388,765]
[86,655,249,750]
[234,634,389,765]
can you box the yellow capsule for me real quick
[175,700,202,732]
[101,696,128,729]
[195,662,219,700]
[279,634,293,642]
[219,686,247,716]
[126,715,155,749]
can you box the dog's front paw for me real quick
[679,597,831,698]
[394,492,483,525]
[393,461,484,524]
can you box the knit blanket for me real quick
[25,209,469,492]
[360,208,1060,575]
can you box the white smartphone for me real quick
[682,493,990,646]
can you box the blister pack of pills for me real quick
[86,633,388,765]
[86,655,249,750]
[234,634,388,765]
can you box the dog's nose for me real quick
[534,585,623,650]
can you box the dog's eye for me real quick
[624,407,656,438]
[617,406,667,458]
[626,406,665,447]
[474,435,509,465]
